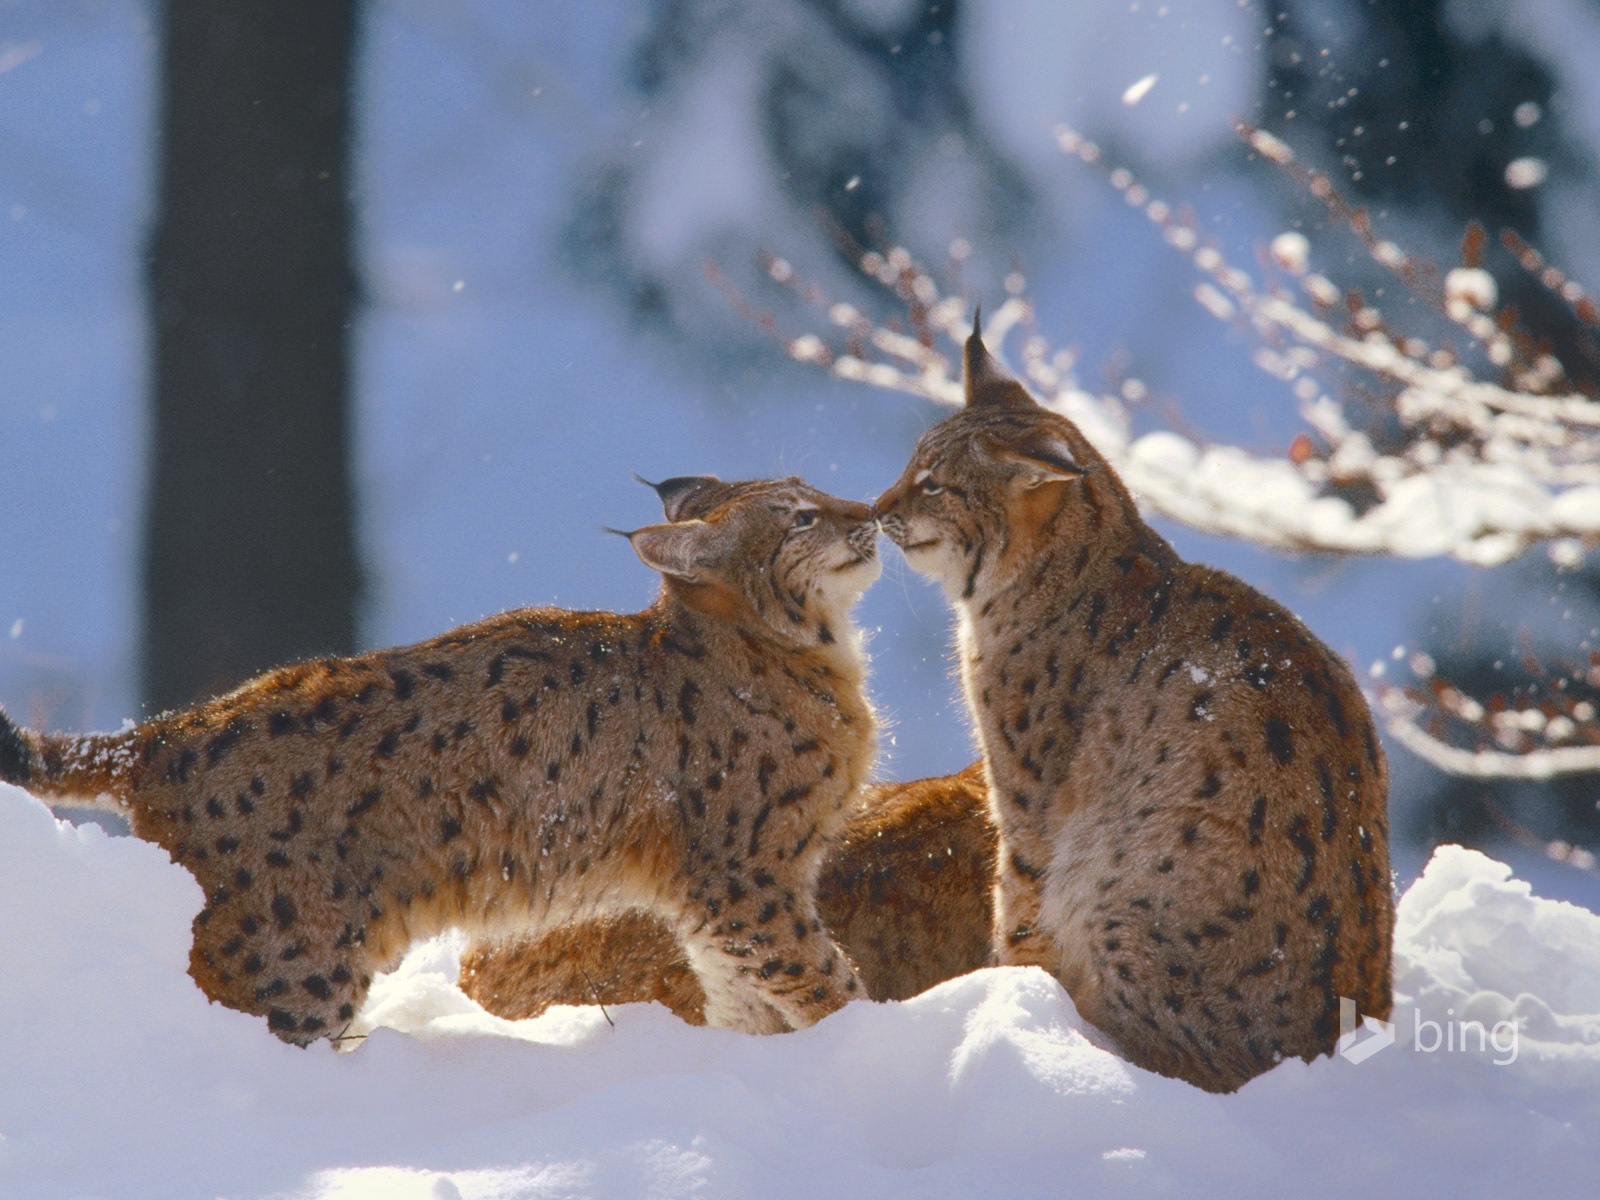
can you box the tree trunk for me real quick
[144,1,360,712]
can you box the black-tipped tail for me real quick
[0,705,35,786]
[0,717,136,808]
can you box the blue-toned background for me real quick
[4,0,1599,899]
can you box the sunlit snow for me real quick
[3,783,1598,1198]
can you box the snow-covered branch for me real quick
[1373,638,1600,781]
[1377,658,1600,867]
[766,123,1600,570]
[1382,688,1600,780]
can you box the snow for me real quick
[5,782,1600,1199]
[1443,267,1499,315]
[1504,156,1550,190]
[1120,73,1159,107]
[1269,231,1311,274]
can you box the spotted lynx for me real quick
[0,475,881,1043]
[873,321,1394,1092]
[460,764,995,1021]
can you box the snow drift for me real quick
[2,780,1598,1199]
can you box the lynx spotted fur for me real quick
[1,476,880,1042]
[873,322,1394,1092]
[460,764,995,1021]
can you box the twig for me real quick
[578,964,614,1027]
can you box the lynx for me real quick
[873,320,1394,1092]
[0,475,882,1043]
[460,764,995,1021]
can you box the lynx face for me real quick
[874,345,1129,605]
[633,476,880,648]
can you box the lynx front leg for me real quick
[682,889,865,1034]
[992,829,1106,1028]
[991,833,1057,972]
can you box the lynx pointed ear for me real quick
[963,311,1038,411]
[628,520,729,580]
[981,430,1086,487]
[636,473,724,522]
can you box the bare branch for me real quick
[766,122,1600,569]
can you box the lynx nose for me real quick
[871,477,909,523]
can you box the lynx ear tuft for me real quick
[636,473,724,522]
[963,312,1039,411]
[629,520,729,581]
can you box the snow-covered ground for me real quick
[4,780,1598,1200]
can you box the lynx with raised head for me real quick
[1,475,881,1042]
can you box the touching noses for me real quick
[867,482,911,548]
[831,499,879,555]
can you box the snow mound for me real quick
[1394,844,1600,1091]
[3,783,1599,1198]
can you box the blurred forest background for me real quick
[2,0,1599,901]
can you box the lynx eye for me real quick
[791,509,819,530]
[914,469,943,496]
